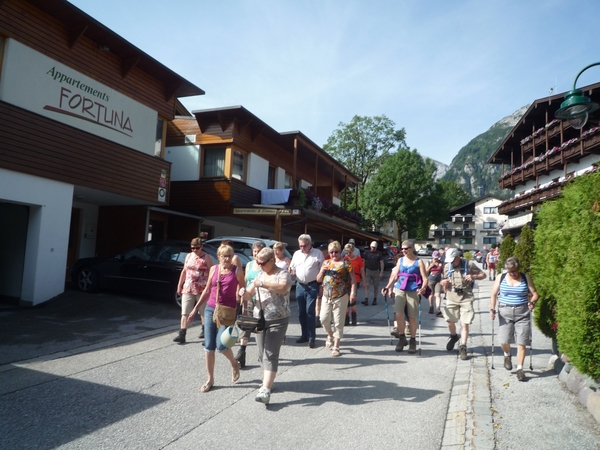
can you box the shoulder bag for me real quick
[212,266,237,328]
[236,280,266,333]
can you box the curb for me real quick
[556,360,600,425]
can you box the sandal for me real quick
[200,381,213,393]
[331,347,340,357]
[232,361,241,383]
[326,336,334,349]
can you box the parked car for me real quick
[382,248,398,270]
[205,236,293,260]
[71,240,220,307]
[416,247,435,257]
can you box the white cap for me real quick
[370,241,378,248]
[447,248,461,260]
[348,239,355,244]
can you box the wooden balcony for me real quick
[498,184,562,215]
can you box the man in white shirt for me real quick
[289,234,324,348]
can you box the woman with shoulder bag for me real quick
[188,244,245,393]
[240,247,292,404]
[426,251,443,317]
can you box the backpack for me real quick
[499,271,528,287]
[488,254,497,263]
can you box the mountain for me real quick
[442,105,529,199]
[429,158,449,180]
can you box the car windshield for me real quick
[122,244,157,262]
[157,244,189,263]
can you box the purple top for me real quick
[207,265,239,309]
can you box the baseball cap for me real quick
[348,239,355,244]
[370,241,378,248]
[447,248,461,260]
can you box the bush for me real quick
[533,171,600,378]
[498,234,515,271]
[514,224,534,274]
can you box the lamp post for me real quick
[554,62,600,130]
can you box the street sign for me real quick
[233,208,301,216]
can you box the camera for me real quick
[452,287,463,294]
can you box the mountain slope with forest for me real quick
[442,105,529,199]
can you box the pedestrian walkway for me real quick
[0,280,598,449]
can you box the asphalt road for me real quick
[0,274,598,449]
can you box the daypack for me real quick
[499,271,528,287]
[446,259,474,288]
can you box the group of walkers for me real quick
[172,234,538,405]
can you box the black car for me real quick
[71,240,219,307]
[382,248,398,270]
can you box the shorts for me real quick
[442,298,475,324]
[392,289,419,319]
[488,262,497,270]
[498,303,531,346]
[428,281,442,295]
[203,306,229,352]
[182,293,203,315]
[365,269,381,286]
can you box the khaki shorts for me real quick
[392,289,419,319]
[365,269,381,286]
[182,293,203,315]
[442,298,474,324]
[498,303,531,346]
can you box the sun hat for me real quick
[447,248,461,260]
[370,241,378,248]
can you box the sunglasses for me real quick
[257,258,272,266]
[402,247,411,251]
[329,250,340,254]
[191,246,202,250]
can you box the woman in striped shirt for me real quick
[490,256,538,381]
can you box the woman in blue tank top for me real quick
[490,256,538,382]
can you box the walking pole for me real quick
[529,310,533,370]
[384,292,392,345]
[417,294,422,356]
[491,313,495,369]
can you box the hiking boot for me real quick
[372,299,377,305]
[345,315,350,326]
[235,347,246,368]
[361,298,369,306]
[408,338,417,354]
[395,334,408,352]
[436,309,443,318]
[198,327,204,339]
[504,356,513,371]
[351,312,357,326]
[446,334,460,351]
[316,316,322,328]
[428,306,434,314]
[459,344,468,360]
[173,329,186,344]
[516,369,527,382]
[255,386,271,404]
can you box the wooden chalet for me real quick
[166,105,390,246]
[0,0,203,305]
[488,82,600,236]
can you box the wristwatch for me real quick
[490,309,496,313]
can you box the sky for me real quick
[69,0,600,165]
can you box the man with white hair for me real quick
[441,248,486,360]
[341,238,361,258]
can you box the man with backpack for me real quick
[441,248,486,360]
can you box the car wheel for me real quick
[76,267,97,292]
[174,289,182,308]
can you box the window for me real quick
[154,117,164,157]
[284,173,292,189]
[441,223,449,229]
[483,237,497,245]
[484,207,498,214]
[483,222,497,229]
[439,238,451,244]
[202,147,225,177]
[460,238,473,245]
[232,150,246,181]
[462,223,469,230]
[268,166,276,189]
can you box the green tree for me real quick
[498,234,515,270]
[360,148,437,239]
[513,224,534,273]
[323,115,407,209]
[436,180,472,209]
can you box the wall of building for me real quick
[165,144,200,181]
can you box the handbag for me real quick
[236,281,266,333]
[212,266,237,328]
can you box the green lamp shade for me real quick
[555,89,600,120]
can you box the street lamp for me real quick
[554,62,600,130]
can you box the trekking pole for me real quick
[418,294,422,356]
[529,310,533,370]
[491,313,495,369]
[384,292,392,345]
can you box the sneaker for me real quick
[428,306,434,314]
[516,369,527,382]
[504,356,513,371]
[459,344,468,360]
[436,309,443,318]
[395,334,408,352]
[235,347,246,369]
[308,339,316,349]
[446,334,460,351]
[198,327,204,339]
[408,338,417,354]
[255,386,271,404]
[361,298,369,306]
